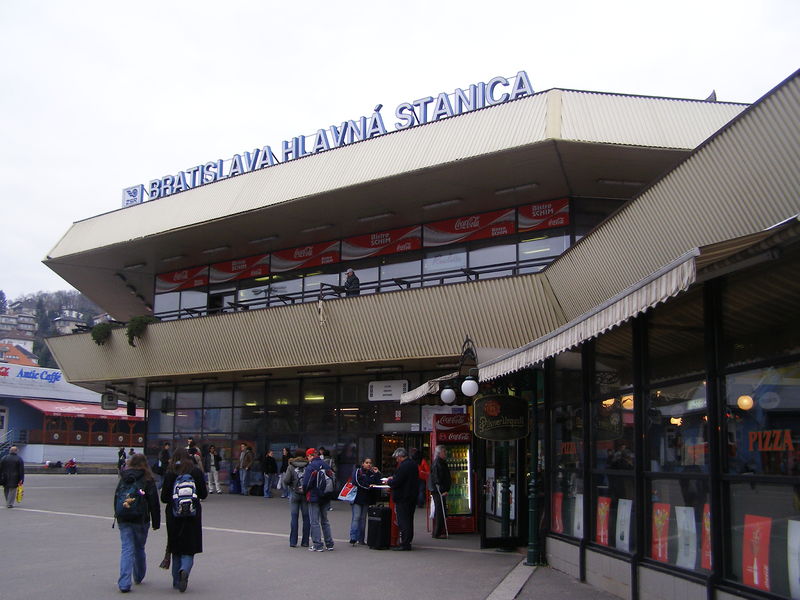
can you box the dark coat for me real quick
[430,457,451,493]
[344,273,360,296]
[263,455,278,474]
[352,466,382,506]
[161,467,208,555]
[0,453,24,487]
[302,457,332,503]
[204,452,220,472]
[115,468,161,529]
[389,457,419,504]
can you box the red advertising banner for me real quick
[209,254,270,284]
[432,413,471,443]
[423,208,515,247]
[155,266,209,293]
[701,503,712,570]
[518,198,569,232]
[651,503,671,562]
[551,492,564,533]
[596,496,612,545]
[742,514,772,591]
[341,225,422,260]
[270,241,340,272]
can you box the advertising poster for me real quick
[271,240,340,272]
[701,503,712,570]
[209,254,269,283]
[651,503,671,562]
[155,266,209,293]
[341,225,422,260]
[675,506,698,570]
[551,492,564,533]
[573,493,584,539]
[787,520,800,599]
[518,198,570,231]
[616,498,632,552]
[743,514,772,591]
[596,496,612,545]
[423,208,515,247]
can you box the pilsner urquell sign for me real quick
[473,395,528,441]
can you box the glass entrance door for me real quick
[478,439,524,548]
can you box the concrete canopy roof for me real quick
[44,89,746,321]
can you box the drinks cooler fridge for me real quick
[431,413,476,533]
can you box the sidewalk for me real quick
[0,474,613,599]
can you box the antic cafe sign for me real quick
[473,395,529,441]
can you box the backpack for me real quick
[292,465,306,495]
[171,473,198,518]
[115,475,148,522]
[315,466,336,500]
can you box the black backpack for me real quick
[315,466,337,500]
[115,475,148,522]
[292,465,306,495]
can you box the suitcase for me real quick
[367,504,391,549]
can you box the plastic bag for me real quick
[16,483,24,503]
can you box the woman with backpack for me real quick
[161,448,208,592]
[114,453,160,593]
[282,448,311,547]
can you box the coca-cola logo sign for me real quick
[433,413,470,442]
[437,431,471,442]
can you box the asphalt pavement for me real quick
[0,474,614,599]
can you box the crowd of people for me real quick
[111,439,452,593]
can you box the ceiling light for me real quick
[125,284,137,295]
[422,198,462,211]
[297,369,331,376]
[301,224,332,233]
[160,254,185,263]
[123,262,147,270]
[249,235,279,244]
[148,380,173,386]
[115,273,127,282]
[201,245,230,254]
[436,362,459,368]
[494,182,537,195]
[135,294,146,303]
[597,179,644,187]
[190,376,217,383]
[365,366,402,373]
[358,212,395,223]
[242,372,272,379]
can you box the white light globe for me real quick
[461,377,479,397]
[441,388,456,404]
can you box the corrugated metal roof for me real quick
[47,272,565,384]
[546,74,800,321]
[48,90,746,260]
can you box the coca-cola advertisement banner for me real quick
[518,198,569,232]
[156,266,209,293]
[433,413,471,443]
[341,225,422,260]
[423,208,516,247]
[271,241,340,272]
[210,254,270,284]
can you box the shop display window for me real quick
[176,385,202,408]
[647,479,711,573]
[647,381,709,474]
[591,481,635,552]
[201,408,231,433]
[518,230,568,263]
[204,384,234,408]
[175,409,203,433]
[648,287,705,384]
[380,254,422,289]
[725,362,800,476]
[148,387,175,433]
[722,254,800,369]
[153,292,179,318]
[302,380,337,433]
[727,482,800,596]
[552,386,584,539]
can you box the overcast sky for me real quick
[1,0,798,301]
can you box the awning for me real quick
[20,398,144,421]
[479,250,698,381]
[400,371,458,404]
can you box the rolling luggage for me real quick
[367,504,391,549]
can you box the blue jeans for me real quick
[239,468,250,495]
[349,502,368,544]
[308,500,333,549]
[171,554,194,588]
[289,493,310,546]
[118,521,149,591]
[263,473,278,497]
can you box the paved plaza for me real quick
[0,474,614,599]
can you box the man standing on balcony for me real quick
[344,268,360,296]
[0,446,25,508]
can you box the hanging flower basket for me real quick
[126,316,158,347]
[90,322,114,346]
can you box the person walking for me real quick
[387,447,419,551]
[117,447,127,472]
[302,448,335,551]
[161,448,208,592]
[349,457,382,545]
[262,449,278,498]
[430,445,452,538]
[411,448,429,508]
[282,448,311,548]
[0,446,24,508]
[114,453,160,593]
[156,441,171,489]
[238,443,253,495]
[205,445,222,494]
[279,447,290,498]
